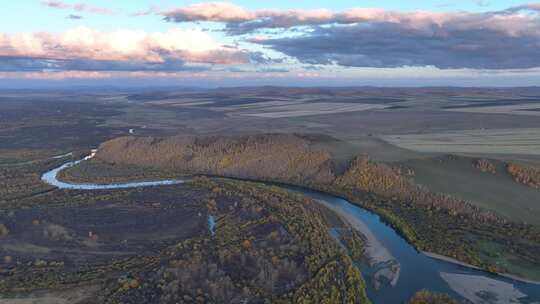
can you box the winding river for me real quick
[41,153,540,304]
[41,150,184,190]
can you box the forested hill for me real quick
[96,134,336,186]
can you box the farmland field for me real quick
[381,128,540,156]
[237,102,389,118]
[444,104,540,116]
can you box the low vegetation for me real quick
[0,157,62,203]
[95,134,335,186]
[58,156,184,184]
[400,154,540,225]
[0,223,9,237]
[472,158,497,174]
[105,178,370,304]
[1,169,370,303]
[407,290,458,304]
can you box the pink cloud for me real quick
[162,2,540,37]
[163,2,254,22]
[41,0,115,15]
[0,71,112,80]
[24,71,112,80]
[41,0,70,9]
[0,27,251,65]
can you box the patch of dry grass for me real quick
[239,102,389,118]
[382,128,540,155]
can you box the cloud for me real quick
[0,27,257,73]
[256,67,289,73]
[503,3,540,13]
[0,57,212,73]
[41,0,115,15]
[66,14,83,20]
[160,2,540,69]
[7,2,540,77]
[24,71,112,80]
[303,65,324,71]
[474,0,491,7]
[163,3,345,34]
[163,2,254,22]
[163,3,540,37]
[41,0,70,9]
[257,23,540,69]
[131,6,161,17]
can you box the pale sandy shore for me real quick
[440,272,527,304]
[424,252,540,285]
[315,199,401,287]
[423,252,482,270]
[316,199,395,265]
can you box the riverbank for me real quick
[41,150,185,190]
[40,152,540,303]
[422,252,482,270]
[440,272,528,304]
[423,252,540,285]
[315,198,401,288]
[47,153,540,285]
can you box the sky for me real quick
[1,0,540,88]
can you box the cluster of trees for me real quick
[0,161,55,202]
[472,158,497,174]
[0,223,8,237]
[407,290,457,304]
[337,228,366,262]
[507,162,540,188]
[108,178,370,303]
[95,134,336,186]
[334,156,504,223]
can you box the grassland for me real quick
[237,102,389,118]
[381,128,540,156]
[398,155,540,225]
[444,103,540,116]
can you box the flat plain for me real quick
[381,128,540,156]
[2,87,540,303]
[398,155,540,225]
